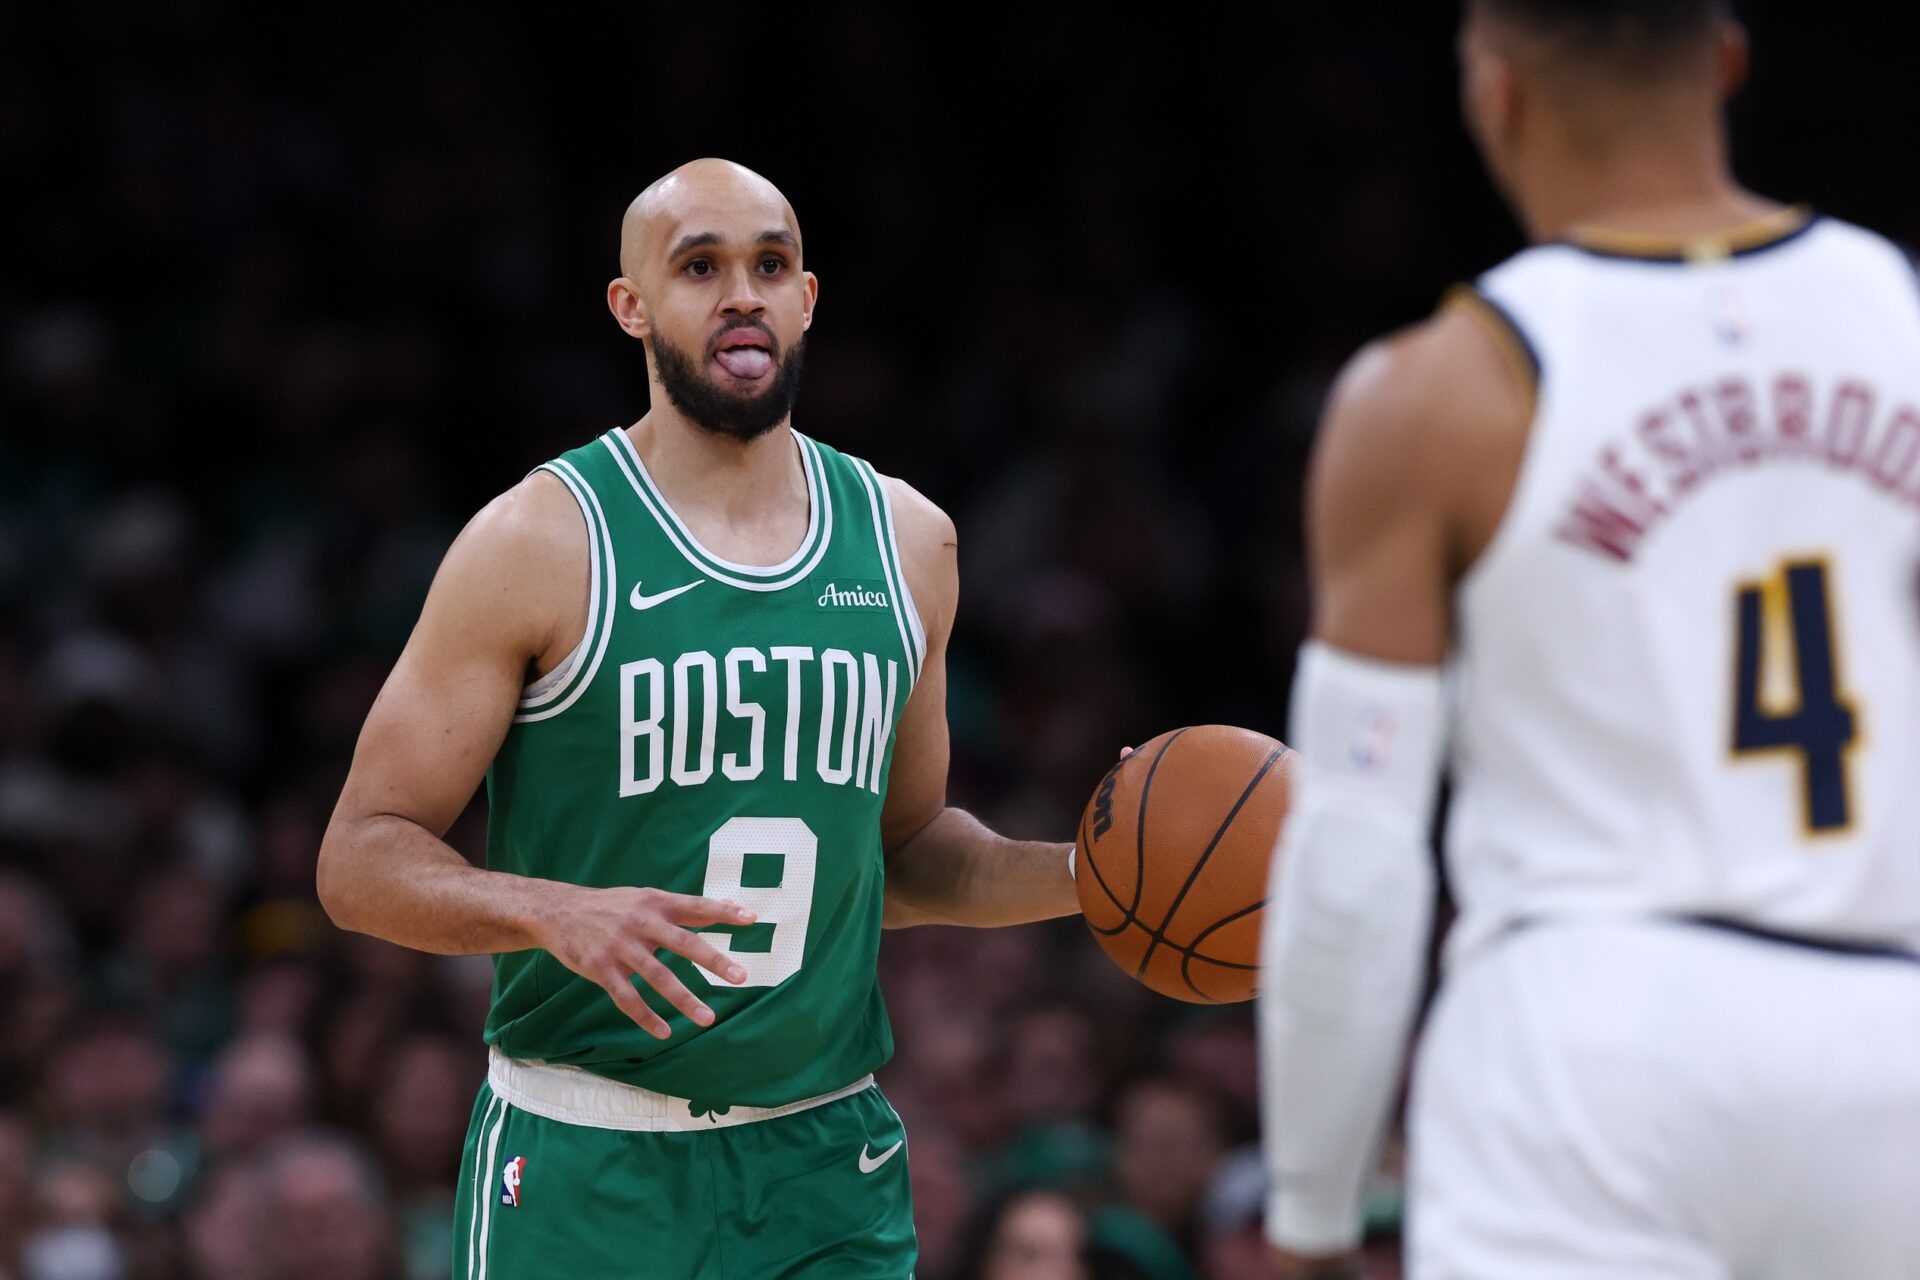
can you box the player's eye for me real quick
[758,257,785,275]
[684,259,713,277]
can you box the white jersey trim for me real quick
[1453,274,1556,603]
[516,461,604,709]
[601,427,835,590]
[513,458,618,724]
[519,630,586,705]
[465,1092,500,1280]
[851,458,925,686]
[473,1095,509,1280]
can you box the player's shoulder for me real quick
[1813,212,1919,262]
[1324,293,1534,463]
[1799,216,1920,318]
[811,435,955,549]
[461,468,588,571]
[1307,295,1536,572]
[867,468,956,637]
[798,433,955,625]
[798,435,954,548]
[425,469,588,645]
[876,473,956,555]
[874,470,955,587]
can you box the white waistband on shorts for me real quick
[486,1045,875,1132]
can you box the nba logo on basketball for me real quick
[500,1156,525,1207]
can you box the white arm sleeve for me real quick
[1259,641,1445,1254]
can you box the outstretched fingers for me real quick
[597,968,672,1040]
[655,926,748,986]
[626,949,717,1028]
[658,892,758,929]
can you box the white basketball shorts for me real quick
[1407,917,1920,1279]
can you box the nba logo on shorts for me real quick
[500,1155,525,1207]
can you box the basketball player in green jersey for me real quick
[316,158,1081,1278]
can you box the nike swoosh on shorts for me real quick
[858,1140,903,1174]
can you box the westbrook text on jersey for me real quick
[1554,374,1920,563]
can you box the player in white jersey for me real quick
[1256,1,1920,1277]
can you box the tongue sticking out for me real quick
[715,347,774,379]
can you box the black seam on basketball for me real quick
[1172,760,1287,996]
[1133,729,1187,923]
[1136,743,1283,980]
[1080,759,1140,936]
[1127,917,1261,967]
[1179,898,1267,998]
[1159,745,1283,939]
[1127,730,1189,976]
[1077,791,1134,936]
[1182,898,1267,957]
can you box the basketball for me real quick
[1075,726,1295,1004]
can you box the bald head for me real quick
[619,158,802,284]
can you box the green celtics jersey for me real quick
[481,426,926,1111]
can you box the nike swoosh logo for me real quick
[629,580,702,611]
[858,1140,903,1174]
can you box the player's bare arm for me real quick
[315,469,755,1039]
[874,476,1080,929]
[1263,297,1529,1277]
[1308,299,1530,663]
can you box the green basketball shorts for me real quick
[452,1049,918,1279]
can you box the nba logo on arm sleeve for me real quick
[1349,707,1398,774]
[500,1155,525,1207]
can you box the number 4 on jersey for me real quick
[1730,559,1859,834]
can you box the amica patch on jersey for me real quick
[815,581,891,610]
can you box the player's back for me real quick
[1446,208,1920,962]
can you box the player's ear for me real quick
[801,271,819,333]
[1717,20,1751,100]
[1485,51,1521,144]
[1457,24,1517,158]
[607,277,652,341]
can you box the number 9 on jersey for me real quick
[695,817,819,987]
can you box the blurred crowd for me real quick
[2,1,1909,1277]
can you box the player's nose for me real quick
[718,263,768,317]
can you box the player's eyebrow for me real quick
[667,229,799,260]
[668,231,723,260]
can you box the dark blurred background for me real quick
[1,3,1912,1278]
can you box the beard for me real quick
[650,321,808,444]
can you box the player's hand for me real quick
[533,885,757,1039]
[1269,1248,1361,1280]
